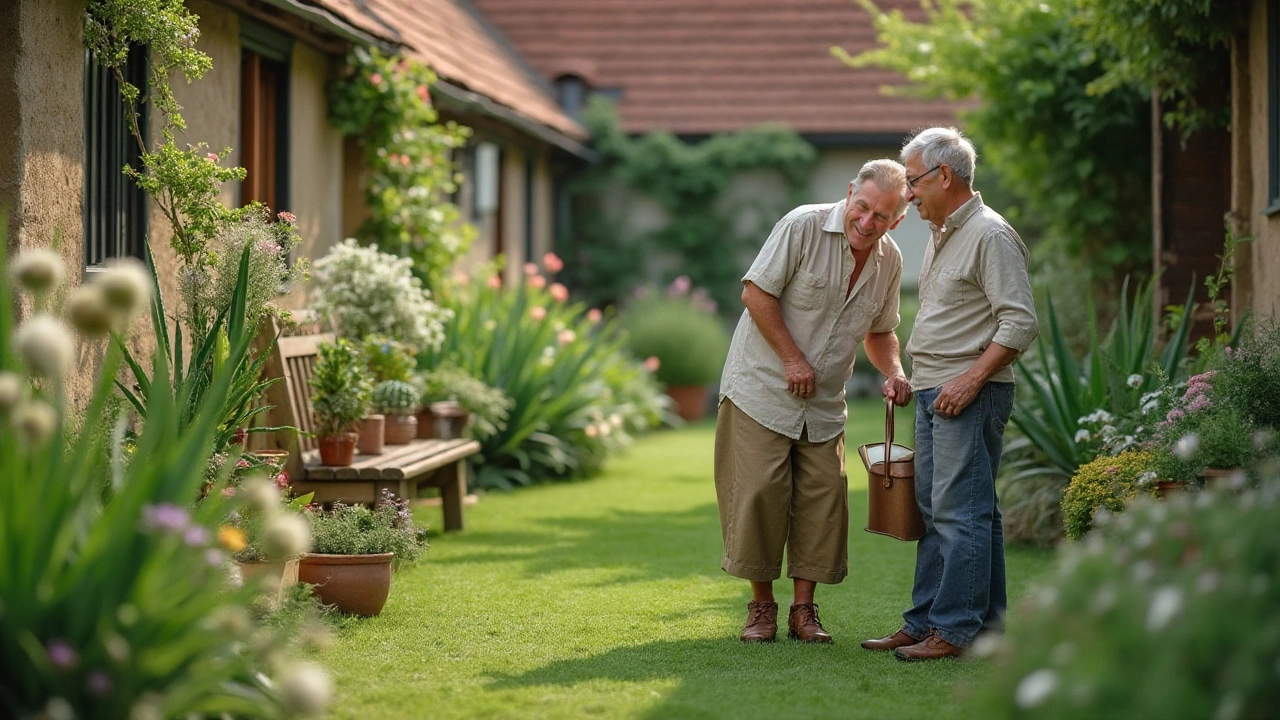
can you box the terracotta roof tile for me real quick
[308,0,587,141]
[469,0,962,136]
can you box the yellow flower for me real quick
[218,526,248,552]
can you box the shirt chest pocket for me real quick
[937,268,979,307]
[784,269,827,311]
[854,295,882,318]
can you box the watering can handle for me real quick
[884,397,895,453]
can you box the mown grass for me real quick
[312,397,1054,719]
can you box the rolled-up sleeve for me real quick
[742,215,805,298]
[870,260,902,334]
[981,230,1039,352]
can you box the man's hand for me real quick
[882,373,912,407]
[933,373,982,418]
[785,358,816,399]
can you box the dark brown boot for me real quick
[740,601,778,643]
[860,628,920,651]
[787,603,833,643]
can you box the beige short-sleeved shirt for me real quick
[906,193,1039,390]
[719,199,903,443]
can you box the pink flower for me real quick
[1105,466,1118,475]
[487,275,503,289]
[453,271,471,286]
[644,356,661,372]
[549,283,569,303]
[221,487,237,499]
[46,640,78,670]
[400,154,411,167]
[1186,394,1212,413]
[587,308,603,324]
[388,153,400,165]
[207,152,219,162]
[141,503,190,533]
[276,211,296,223]
[668,275,692,297]
[529,306,547,321]
[1166,408,1186,423]
[529,275,547,289]
[417,85,430,105]
[275,471,290,489]
[523,262,539,276]
[584,424,599,438]
[369,72,383,87]
[558,329,577,346]
[184,525,210,547]
[543,252,564,274]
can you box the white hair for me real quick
[850,158,909,219]
[901,127,977,186]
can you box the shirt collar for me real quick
[931,192,985,234]
[824,199,886,257]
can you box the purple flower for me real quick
[1166,409,1185,424]
[205,548,225,567]
[87,670,112,696]
[184,525,211,547]
[140,503,190,533]
[46,639,78,670]
[1186,394,1212,413]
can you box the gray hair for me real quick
[901,127,976,187]
[850,158,909,219]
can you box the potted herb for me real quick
[298,490,428,616]
[372,379,419,444]
[310,338,373,466]
[359,335,416,453]
[417,362,512,441]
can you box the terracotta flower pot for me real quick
[384,413,418,445]
[1198,466,1243,490]
[317,433,358,466]
[250,449,290,474]
[415,407,437,439]
[1155,480,1188,498]
[298,552,394,616]
[665,384,710,422]
[359,415,386,455]
[430,401,469,439]
[236,559,300,598]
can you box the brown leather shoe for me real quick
[787,603,833,643]
[893,631,964,661]
[860,628,920,651]
[740,601,778,643]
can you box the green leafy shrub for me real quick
[1213,319,1280,431]
[418,362,513,442]
[362,335,416,383]
[1060,450,1157,540]
[306,491,427,565]
[621,280,731,387]
[371,379,418,415]
[1148,371,1255,483]
[968,478,1280,719]
[310,339,373,436]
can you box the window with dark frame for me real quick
[240,19,291,213]
[83,46,149,268]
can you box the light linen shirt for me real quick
[906,193,1039,391]
[719,199,903,443]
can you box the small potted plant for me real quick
[417,363,512,441]
[357,336,415,455]
[298,490,428,616]
[310,338,373,466]
[372,379,419,444]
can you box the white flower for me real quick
[1074,429,1090,443]
[0,371,24,414]
[15,315,75,378]
[1174,433,1200,460]
[1146,585,1184,631]
[1126,374,1143,389]
[1015,668,1059,709]
[10,248,64,293]
[277,662,333,717]
[13,400,58,444]
[262,513,311,559]
[242,477,281,515]
[65,284,114,336]
[99,258,152,316]
[1136,471,1157,486]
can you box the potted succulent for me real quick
[310,338,373,466]
[298,490,428,616]
[357,336,415,455]
[372,379,419,444]
[621,279,731,422]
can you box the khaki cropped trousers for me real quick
[714,399,848,584]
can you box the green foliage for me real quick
[310,339,373,437]
[1060,450,1156,539]
[621,285,731,387]
[417,362,514,443]
[306,492,427,565]
[329,47,474,288]
[0,241,296,717]
[371,379,418,415]
[1078,0,1248,133]
[1148,371,1255,482]
[422,272,671,490]
[1214,319,1280,430]
[563,98,817,313]
[844,0,1152,281]
[362,335,416,383]
[969,479,1280,719]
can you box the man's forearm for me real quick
[742,282,805,364]
[963,342,1019,384]
[863,331,905,379]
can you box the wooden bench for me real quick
[257,330,480,531]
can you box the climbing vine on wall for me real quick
[329,47,474,289]
[561,98,817,315]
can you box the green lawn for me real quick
[311,398,1054,719]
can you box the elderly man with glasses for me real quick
[861,127,1038,661]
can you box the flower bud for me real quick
[13,400,58,444]
[242,477,281,515]
[262,513,311,559]
[99,258,152,316]
[15,315,75,378]
[10,248,64,293]
[277,662,333,717]
[65,284,114,336]
[0,372,24,414]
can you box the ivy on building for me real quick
[561,98,817,315]
[328,47,474,289]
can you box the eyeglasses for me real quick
[906,165,942,190]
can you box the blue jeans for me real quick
[902,382,1014,648]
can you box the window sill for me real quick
[1265,198,1280,217]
